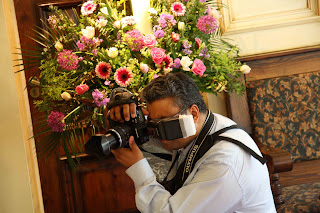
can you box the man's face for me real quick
[146,97,195,151]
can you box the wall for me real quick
[0,0,43,212]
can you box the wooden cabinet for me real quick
[61,155,138,213]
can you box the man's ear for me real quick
[189,104,200,123]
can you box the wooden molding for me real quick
[221,0,320,35]
[3,0,44,212]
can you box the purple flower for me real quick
[173,58,181,68]
[154,30,165,38]
[199,0,206,2]
[158,13,177,28]
[76,41,85,51]
[183,40,192,49]
[47,111,65,132]
[199,47,210,58]
[57,50,79,70]
[92,89,110,107]
[183,49,192,55]
[196,15,218,34]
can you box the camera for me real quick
[85,91,197,158]
[85,93,149,158]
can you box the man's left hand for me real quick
[111,136,144,168]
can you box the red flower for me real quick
[95,62,112,79]
[163,55,173,68]
[114,67,133,87]
[75,84,89,95]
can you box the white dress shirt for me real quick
[126,113,276,213]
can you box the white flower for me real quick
[114,20,121,29]
[240,65,251,74]
[208,8,222,20]
[61,92,72,101]
[140,63,149,74]
[100,7,109,15]
[98,19,108,27]
[54,41,63,51]
[82,26,95,39]
[178,22,185,31]
[180,56,193,71]
[107,47,118,58]
[148,8,158,15]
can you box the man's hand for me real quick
[111,136,144,168]
[106,102,137,122]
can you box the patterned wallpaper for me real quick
[246,71,320,162]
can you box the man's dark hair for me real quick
[141,72,207,113]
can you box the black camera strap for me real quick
[161,111,266,194]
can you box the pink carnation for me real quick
[191,59,206,76]
[150,48,166,65]
[81,1,97,16]
[143,34,157,48]
[75,84,89,95]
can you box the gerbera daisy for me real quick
[95,62,112,79]
[81,1,97,16]
[171,2,186,16]
[114,67,133,87]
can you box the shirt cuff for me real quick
[126,158,155,187]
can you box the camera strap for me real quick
[161,111,266,194]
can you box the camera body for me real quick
[85,93,149,158]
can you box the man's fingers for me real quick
[109,108,115,120]
[114,105,123,121]
[128,136,138,150]
[129,103,137,118]
[122,104,130,121]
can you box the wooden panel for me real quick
[226,75,252,134]
[61,155,137,213]
[245,50,320,81]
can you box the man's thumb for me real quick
[128,136,138,150]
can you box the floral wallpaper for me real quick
[246,72,320,162]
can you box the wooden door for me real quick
[13,0,137,212]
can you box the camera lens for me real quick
[85,124,132,157]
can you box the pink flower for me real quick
[121,16,136,26]
[143,34,157,48]
[123,30,144,51]
[57,50,79,70]
[114,67,133,87]
[95,62,112,79]
[191,59,206,76]
[196,15,218,34]
[150,48,166,65]
[75,84,89,95]
[171,2,186,16]
[47,111,65,132]
[171,32,180,42]
[81,1,97,16]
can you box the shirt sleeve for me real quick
[126,156,243,213]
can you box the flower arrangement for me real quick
[21,0,249,166]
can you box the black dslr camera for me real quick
[85,92,149,158]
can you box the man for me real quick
[108,72,276,213]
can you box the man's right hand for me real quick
[107,102,137,122]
